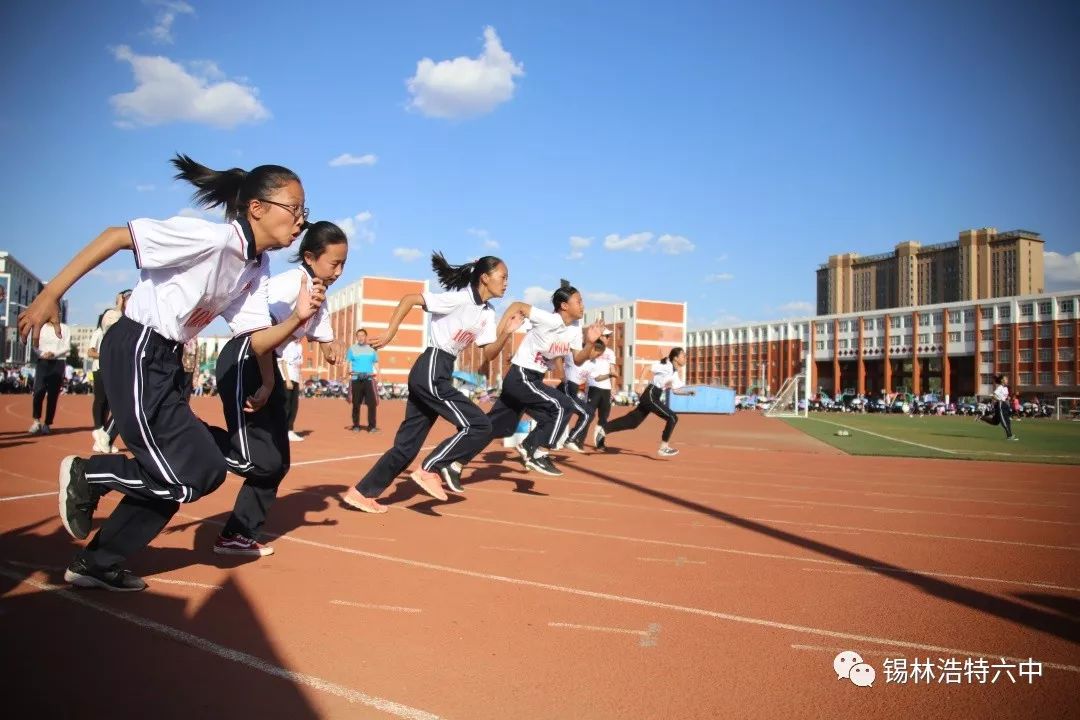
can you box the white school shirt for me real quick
[512,308,583,373]
[268,265,333,354]
[650,361,685,391]
[89,328,104,372]
[423,287,497,356]
[587,347,617,390]
[124,216,272,343]
[993,384,1009,403]
[37,323,71,359]
[281,340,303,383]
[562,351,587,385]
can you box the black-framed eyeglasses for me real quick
[259,198,310,221]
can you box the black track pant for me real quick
[588,387,613,431]
[462,365,575,465]
[80,317,228,571]
[561,380,596,445]
[998,401,1014,439]
[607,384,679,442]
[32,359,64,425]
[91,368,110,429]
[351,376,378,429]
[357,348,491,498]
[285,384,300,431]
[213,335,290,539]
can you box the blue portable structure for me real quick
[667,385,736,414]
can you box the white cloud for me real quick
[1045,251,1080,290]
[705,273,735,283]
[135,184,156,192]
[336,211,375,244]
[657,234,695,255]
[603,232,653,252]
[467,227,499,249]
[773,300,814,317]
[144,0,194,44]
[567,235,592,260]
[407,26,524,119]
[329,153,378,167]
[109,45,270,129]
[393,247,422,262]
[716,253,729,262]
[585,291,621,304]
[522,285,552,307]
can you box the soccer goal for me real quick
[1055,397,1080,421]
[765,374,808,418]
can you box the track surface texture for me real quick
[1,394,1077,719]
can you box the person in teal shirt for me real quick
[346,328,379,431]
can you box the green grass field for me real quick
[781,413,1080,465]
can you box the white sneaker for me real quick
[92,428,111,453]
[564,441,584,453]
[28,420,42,435]
[288,431,304,442]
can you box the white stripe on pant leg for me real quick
[131,328,182,495]
[422,349,471,470]
[235,336,253,465]
[518,367,564,446]
[649,387,676,422]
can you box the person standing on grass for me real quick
[18,153,322,591]
[343,252,523,513]
[603,347,696,457]
[212,219,346,557]
[993,374,1019,441]
[346,329,380,432]
[28,321,70,435]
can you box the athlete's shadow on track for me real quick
[569,463,1080,644]
[0,519,323,718]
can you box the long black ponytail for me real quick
[171,154,301,222]
[661,347,684,365]
[431,252,503,291]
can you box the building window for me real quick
[948,331,961,342]
[949,311,961,324]
[1039,372,1052,386]
[1060,300,1075,313]
[919,313,930,325]
[933,333,943,343]
[965,331,976,342]
[1059,323,1074,338]
[876,318,884,329]
[999,350,1011,363]
[980,352,993,362]
[839,339,849,349]
[816,323,827,334]
[918,333,930,343]
[863,319,873,331]
[999,305,1011,319]
[1020,303,1033,317]
[903,334,912,345]
[891,336,901,346]
[815,341,824,350]
[999,327,1011,340]
[933,312,942,324]
[890,317,901,329]
[980,329,992,341]
[964,310,975,322]
[827,340,834,350]
[1059,348,1075,362]
[1039,323,1052,339]
[1038,348,1051,362]
[1019,349,1032,362]
[981,308,993,320]
[1019,372,1032,385]
[1059,371,1072,385]
[1038,301,1052,316]
[876,337,884,347]
[903,317,912,328]
[1019,326,1034,340]
[863,338,873,349]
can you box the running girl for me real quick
[18,154,323,591]
[603,347,695,456]
[212,220,346,556]
[343,253,523,513]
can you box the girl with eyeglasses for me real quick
[18,154,324,592]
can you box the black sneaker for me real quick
[64,557,146,592]
[439,463,465,493]
[525,453,563,476]
[58,456,96,540]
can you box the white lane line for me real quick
[291,446,436,468]
[0,567,440,719]
[799,567,1080,593]
[0,468,54,487]
[804,530,862,536]
[558,515,609,522]
[637,557,706,566]
[750,517,1079,552]
[341,535,398,542]
[480,546,547,554]
[0,491,54,502]
[175,512,1080,674]
[330,600,422,614]
[805,417,957,454]
[549,622,662,648]
[435,512,1074,592]
[792,643,933,659]
[6,560,224,590]
[569,493,612,499]
[769,504,807,510]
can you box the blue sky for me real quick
[2,0,1078,332]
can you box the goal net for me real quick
[765,374,807,418]
[1055,397,1080,421]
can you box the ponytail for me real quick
[552,279,579,312]
[171,153,301,222]
[431,251,503,291]
[290,221,347,264]
[665,347,684,364]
